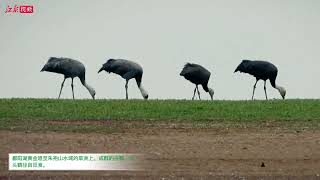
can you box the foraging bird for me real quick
[41,57,96,99]
[180,63,214,100]
[234,60,286,100]
[98,59,148,100]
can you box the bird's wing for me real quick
[122,70,138,80]
[47,59,68,73]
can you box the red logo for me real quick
[5,5,34,14]
[19,6,33,14]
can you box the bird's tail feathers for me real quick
[180,64,190,76]
[99,60,115,73]
[98,67,104,73]
[40,64,49,72]
[234,65,243,73]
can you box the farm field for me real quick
[1,99,320,179]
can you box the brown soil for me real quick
[1,120,320,179]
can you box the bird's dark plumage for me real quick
[98,59,148,99]
[180,63,214,100]
[41,57,86,80]
[234,60,286,99]
[41,57,95,99]
[99,59,143,86]
[180,63,211,87]
[234,60,278,88]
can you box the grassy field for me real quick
[0,98,320,132]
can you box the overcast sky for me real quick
[0,0,319,100]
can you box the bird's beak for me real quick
[144,95,149,100]
[282,94,285,100]
[92,94,95,100]
[98,68,103,73]
[40,66,45,72]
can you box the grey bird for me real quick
[234,60,286,100]
[180,63,214,100]
[41,57,96,99]
[98,59,148,100]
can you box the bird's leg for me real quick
[125,80,129,100]
[58,78,66,99]
[251,80,258,100]
[196,85,201,100]
[71,78,75,100]
[192,86,197,100]
[264,81,268,100]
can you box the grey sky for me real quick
[0,0,319,100]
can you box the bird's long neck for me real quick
[81,79,95,99]
[138,83,148,98]
[273,80,283,93]
[275,85,284,93]
[202,84,214,100]
[202,84,209,92]
[269,77,277,88]
[275,84,286,99]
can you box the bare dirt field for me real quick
[1,120,320,179]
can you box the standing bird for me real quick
[41,57,96,99]
[98,59,148,100]
[180,63,214,100]
[234,60,286,100]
